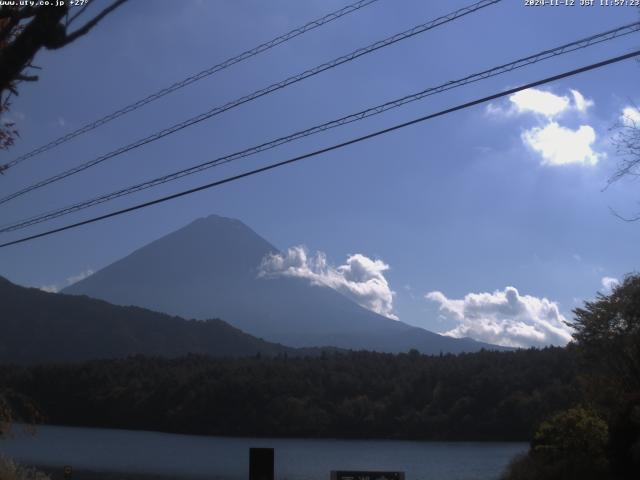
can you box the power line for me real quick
[2,21,638,234]
[0,0,502,206]
[1,48,638,250]
[1,0,381,170]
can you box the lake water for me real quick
[0,424,527,480]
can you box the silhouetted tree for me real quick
[571,274,640,392]
[0,1,127,169]
[609,104,640,220]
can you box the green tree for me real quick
[502,407,609,480]
[570,274,640,393]
[532,407,609,468]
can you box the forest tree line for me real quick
[0,346,578,441]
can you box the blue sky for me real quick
[1,0,639,347]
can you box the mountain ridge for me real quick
[0,276,331,364]
[63,214,508,354]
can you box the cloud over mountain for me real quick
[40,269,95,293]
[426,286,573,348]
[259,246,397,320]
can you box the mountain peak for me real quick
[64,216,506,354]
[179,214,268,244]
[199,213,245,225]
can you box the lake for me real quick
[0,424,527,480]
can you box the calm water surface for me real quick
[0,424,527,480]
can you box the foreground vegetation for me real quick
[502,275,640,480]
[0,456,49,480]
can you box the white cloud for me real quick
[487,88,593,119]
[426,286,573,348]
[510,89,571,118]
[570,90,594,113]
[40,284,59,293]
[485,102,511,117]
[259,246,397,320]
[66,270,94,285]
[601,276,620,293]
[40,269,94,293]
[522,121,602,166]
[620,106,640,127]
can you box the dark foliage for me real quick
[502,407,610,480]
[0,347,578,441]
[571,274,640,478]
[571,274,640,392]
[608,394,640,478]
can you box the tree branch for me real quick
[0,6,68,94]
[0,7,36,20]
[66,2,91,27]
[49,0,128,49]
[15,73,38,82]
[609,206,640,223]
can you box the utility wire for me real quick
[1,0,381,170]
[0,0,501,206]
[1,49,638,250]
[1,21,638,234]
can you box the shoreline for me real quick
[10,422,530,444]
[36,465,204,480]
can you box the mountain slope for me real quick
[64,215,504,354]
[0,276,305,364]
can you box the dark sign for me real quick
[249,447,274,480]
[63,465,72,479]
[331,471,405,480]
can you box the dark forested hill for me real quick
[0,347,579,441]
[0,276,311,363]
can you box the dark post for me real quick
[249,447,274,480]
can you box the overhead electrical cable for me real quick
[0,0,502,206]
[1,0,382,170]
[1,21,638,234]
[1,48,638,249]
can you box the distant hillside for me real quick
[0,276,310,364]
[64,214,506,354]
